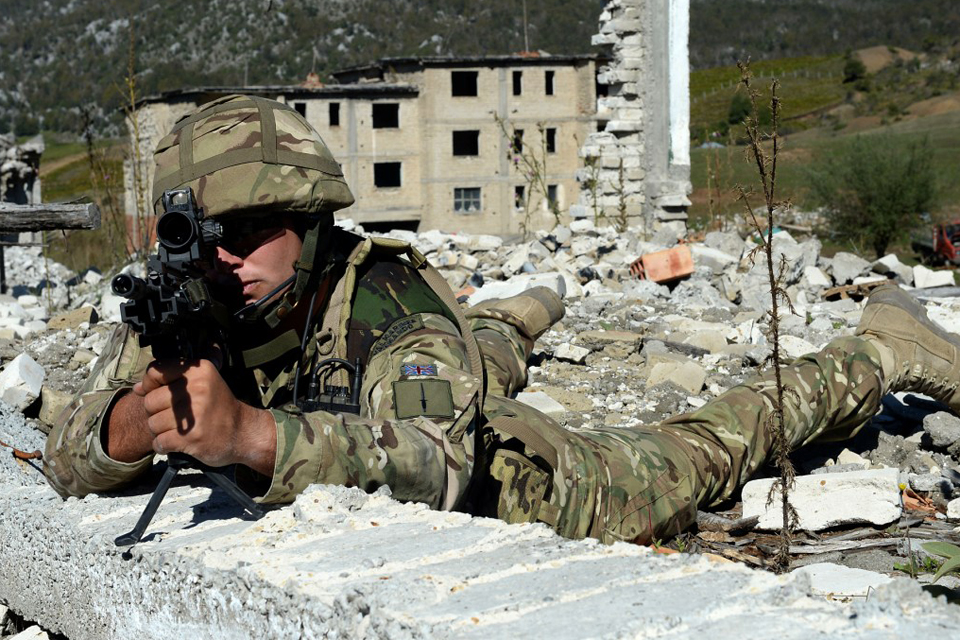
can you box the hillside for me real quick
[2,0,958,137]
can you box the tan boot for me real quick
[466,286,565,342]
[855,285,960,410]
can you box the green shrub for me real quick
[806,134,937,258]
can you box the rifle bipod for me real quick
[115,453,265,547]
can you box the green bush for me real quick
[843,57,867,84]
[806,134,937,258]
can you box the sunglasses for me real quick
[217,219,288,258]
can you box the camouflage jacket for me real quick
[44,231,487,512]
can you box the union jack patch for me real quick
[402,363,437,376]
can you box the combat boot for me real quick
[466,286,565,342]
[855,285,960,410]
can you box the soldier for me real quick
[43,95,960,544]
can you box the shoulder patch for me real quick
[368,315,425,360]
[392,379,455,420]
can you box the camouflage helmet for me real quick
[152,94,354,217]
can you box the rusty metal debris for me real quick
[0,439,42,460]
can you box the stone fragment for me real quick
[873,254,913,285]
[801,266,831,288]
[577,329,643,345]
[743,468,901,531]
[554,343,591,364]
[914,264,956,289]
[71,349,97,365]
[704,231,745,260]
[39,387,73,427]
[9,626,49,640]
[682,330,727,354]
[467,272,567,305]
[792,563,892,600]
[647,361,706,395]
[48,306,99,331]
[514,390,566,420]
[779,335,818,360]
[909,473,943,493]
[0,353,45,411]
[923,412,960,450]
[829,252,871,285]
[948,498,960,521]
[689,245,737,274]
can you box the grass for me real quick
[691,56,847,137]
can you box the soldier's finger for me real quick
[152,430,184,457]
[137,360,192,395]
[141,386,173,416]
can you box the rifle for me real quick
[111,188,264,548]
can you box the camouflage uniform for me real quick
[43,228,887,544]
[42,93,892,545]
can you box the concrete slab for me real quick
[4,475,960,640]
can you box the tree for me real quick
[842,57,867,84]
[807,134,937,258]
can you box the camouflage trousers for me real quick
[468,311,886,545]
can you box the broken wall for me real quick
[576,0,692,233]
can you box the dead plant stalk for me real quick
[735,62,798,573]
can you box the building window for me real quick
[512,70,522,96]
[372,103,399,128]
[293,102,307,117]
[373,162,402,188]
[545,70,555,96]
[329,102,340,126]
[547,184,559,208]
[451,71,479,96]
[454,187,481,213]
[512,129,524,154]
[452,130,480,156]
[545,127,556,153]
[514,185,525,209]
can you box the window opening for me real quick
[512,70,523,96]
[329,102,341,126]
[374,162,402,188]
[512,129,524,154]
[514,185,525,209]
[451,71,479,96]
[546,127,556,153]
[545,70,555,95]
[372,103,399,128]
[293,102,306,117]
[452,130,480,156]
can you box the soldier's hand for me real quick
[133,359,277,473]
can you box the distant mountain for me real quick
[1,0,956,136]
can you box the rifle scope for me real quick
[156,210,199,252]
[111,273,146,300]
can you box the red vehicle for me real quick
[913,220,960,265]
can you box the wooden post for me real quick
[0,202,101,293]
[0,202,101,232]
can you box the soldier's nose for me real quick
[215,246,243,270]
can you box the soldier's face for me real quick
[212,217,303,306]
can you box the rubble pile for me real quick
[1,217,960,626]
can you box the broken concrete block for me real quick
[467,272,567,305]
[779,335,818,360]
[948,498,960,521]
[923,412,960,450]
[9,626,49,640]
[792,563,892,600]
[830,252,871,285]
[743,468,901,531]
[914,264,956,289]
[39,387,73,428]
[873,254,913,285]
[514,390,566,420]
[683,330,727,354]
[647,361,706,395]
[801,266,831,288]
[689,245,737,275]
[554,343,591,364]
[578,329,643,345]
[704,231,745,260]
[0,353,45,411]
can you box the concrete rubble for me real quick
[3,219,960,636]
